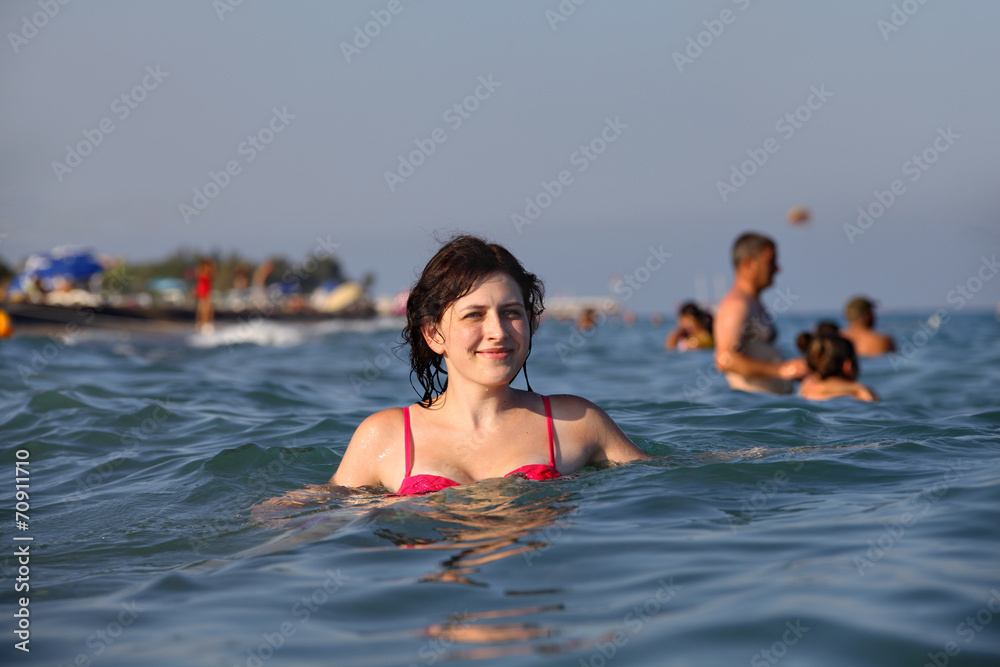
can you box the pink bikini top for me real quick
[395,395,561,496]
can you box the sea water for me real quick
[1,311,998,666]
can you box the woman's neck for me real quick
[430,383,524,429]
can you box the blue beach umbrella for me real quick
[17,247,104,291]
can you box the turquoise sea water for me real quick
[2,311,999,666]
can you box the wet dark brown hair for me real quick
[679,301,713,331]
[814,320,841,337]
[796,332,858,380]
[402,234,545,407]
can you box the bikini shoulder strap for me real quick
[403,406,413,477]
[542,395,555,467]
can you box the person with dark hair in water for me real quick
[814,320,841,338]
[665,301,714,351]
[796,330,878,402]
[329,234,649,495]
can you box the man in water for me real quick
[713,232,808,394]
[840,296,895,357]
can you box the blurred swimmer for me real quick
[714,232,808,394]
[841,296,895,357]
[796,331,878,402]
[665,302,713,351]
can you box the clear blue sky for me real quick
[2,1,998,314]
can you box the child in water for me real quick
[796,331,878,402]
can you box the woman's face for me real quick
[423,272,530,388]
[680,313,700,331]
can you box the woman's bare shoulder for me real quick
[545,393,601,415]
[332,406,409,488]
[544,394,613,434]
[545,393,649,463]
[352,406,408,441]
[853,383,879,402]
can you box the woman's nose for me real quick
[484,311,506,338]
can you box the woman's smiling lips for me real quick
[477,348,512,359]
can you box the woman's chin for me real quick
[482,368,524,387]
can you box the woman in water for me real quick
[796,331,878,402]
[330,235,649,495]
[665,302,714,351]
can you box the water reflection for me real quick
[250,478,593,660]
[373,480,575,586]
[371,480,584,660]
[414,604,579,663]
